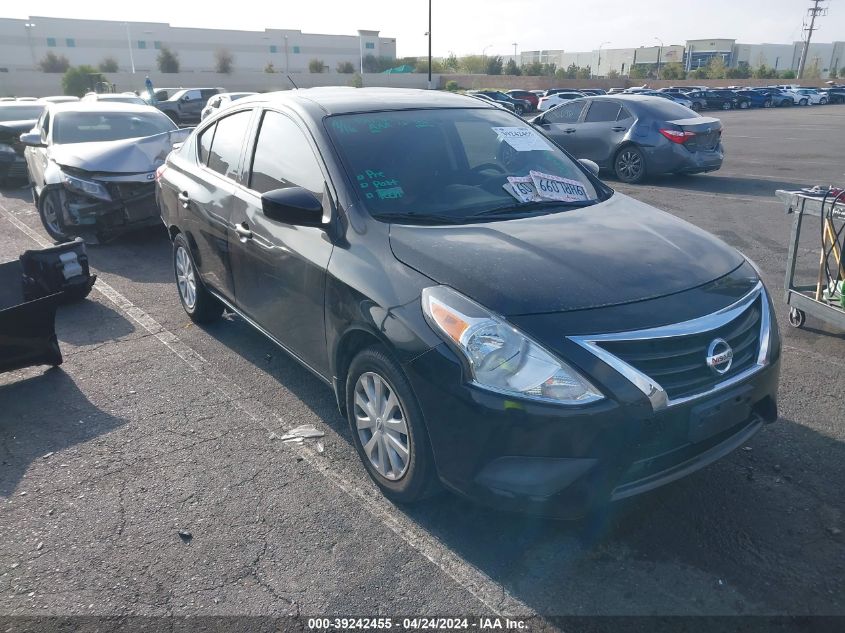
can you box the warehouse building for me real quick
[0,16,396,74]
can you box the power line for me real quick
[797,0,828,79]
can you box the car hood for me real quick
[389,192,745,316]
[49,128,192,174]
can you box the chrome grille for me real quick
[570,284,770,409]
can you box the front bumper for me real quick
[404,342,779,519]
[0,153,27,182]
[647,141,724,176]
[55,180,159,238]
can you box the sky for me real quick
[6,0,841,57]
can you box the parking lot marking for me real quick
[0,201,534,619]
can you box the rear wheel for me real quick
[346,346,439,503]
[721,101,732,110]
[38,189,71,243]
[514,104,525,116]
[820,97,828,105]
[690,102,702,111]
[614,145,646,184]
[739,100,749,109]
[799,98,808,106]
[173,233,223,323]
[763,99,773,108]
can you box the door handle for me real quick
[177,191,190,207]
[611,126,627,132]
[563,128,576,134]
[235,223,253,239]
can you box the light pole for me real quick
[595,41,610,78]
[24,22,36,68]
[512,42,517,66]
[285,35,290,74]
[427,0,432,89]
[125,22,136,74]
[654,36,663,80]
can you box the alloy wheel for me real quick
[41,193,62,235]
[353,372,410,481]
[616,150,643,182]
[175,245,197,309]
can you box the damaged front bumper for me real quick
[54,170,160,240]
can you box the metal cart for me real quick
[776,188,845,330]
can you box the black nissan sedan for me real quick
[157,88,780,518]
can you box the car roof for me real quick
[47,102,166,114]
[234,88,495,115]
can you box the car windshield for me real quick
[0,105,45,122]
[326,108,602,224]
[53,111,177,144]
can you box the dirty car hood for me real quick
[389,192,746,316]
[50,128,192,174]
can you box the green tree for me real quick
[780,69,797,79]
[629,64,649,79]
[504,59,521,76]
[521,61,543,76]
[98,56,119,73]
[443,53,459,72]
[308,58,325,73]
[39,52,70,73]
[706,56,727,79]
[264,62,276,73]
[157,47,180,73]
[214,48,234,74]
[349,73,363,88]
[445,79,459,91]
[606,68,621,79]
[62,65,102,97]
[336,61,355,73]
[725,62,750,79]
[459,55,486,74]
[690,66,710,79]
[753,64,778,79]
[804,59,821,79]
[486,55,503,75]
[414,58,444,74]
[575,65,590,79]
[661,62,685,80]
[542,63,557,76]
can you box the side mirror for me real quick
[182,95,191,102]
[19,132,45,147]
[578,159,600,177]
[533,114,545,126]
[261,186,325,227]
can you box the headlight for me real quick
[0,143,16,154]
[421,286,604,405]
[61,172,111,202]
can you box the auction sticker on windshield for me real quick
[529,170,590,202]
[492,127,552,152]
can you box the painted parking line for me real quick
[0,200,535,619]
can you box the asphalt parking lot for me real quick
[1,105,844,623]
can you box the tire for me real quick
[514,104,525,116]
[799,98,808,106]
[345,346,439,504]
[721,101,732,110]
[788,308,805,328]
[820,98,828,105]
[614,145,646,184]
[739,100,749,109]
[763,99,772,109]
[172,233,223,323]
[690,102,701,112]
[38,189,71,243]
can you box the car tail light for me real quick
[659,129,696,144]
[155,164,168,182]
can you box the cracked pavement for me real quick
[0,107,844,621]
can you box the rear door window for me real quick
[584,101,621,122]
[197,123,216,166]
[206,110,252,179]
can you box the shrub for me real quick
[606,69,621,79]
[214,48,234,74]
[309,58,325,73]
[157,47,180,73]
[337,61,355,74]
[485,55,503,75]
[706,56,727,79]
[39,52,70,73]
[98,56,119,73]
[504,59,520,76]
[661,62,685,80]
[445,79,459,91]
[264,62,276,73]
[62,65,102,97]
[349,73,363,88]
[780,69,797,79]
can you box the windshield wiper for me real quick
[471,199,596,218]
[374,212,465,225]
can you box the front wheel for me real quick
[820,98,828,105]
[38,189,71,243]
[739,100,749,109]
[346,346,439,503]
[514,104,525,115]
[690,102,702,111]
[172,233,223,323]
[763,99,773,108]
[788,307,806,328]
[614,146,646,184]
[721,102,732,110]
[799,98,808,106]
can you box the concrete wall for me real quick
[0,70,440,97]
[442,75,832,91]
